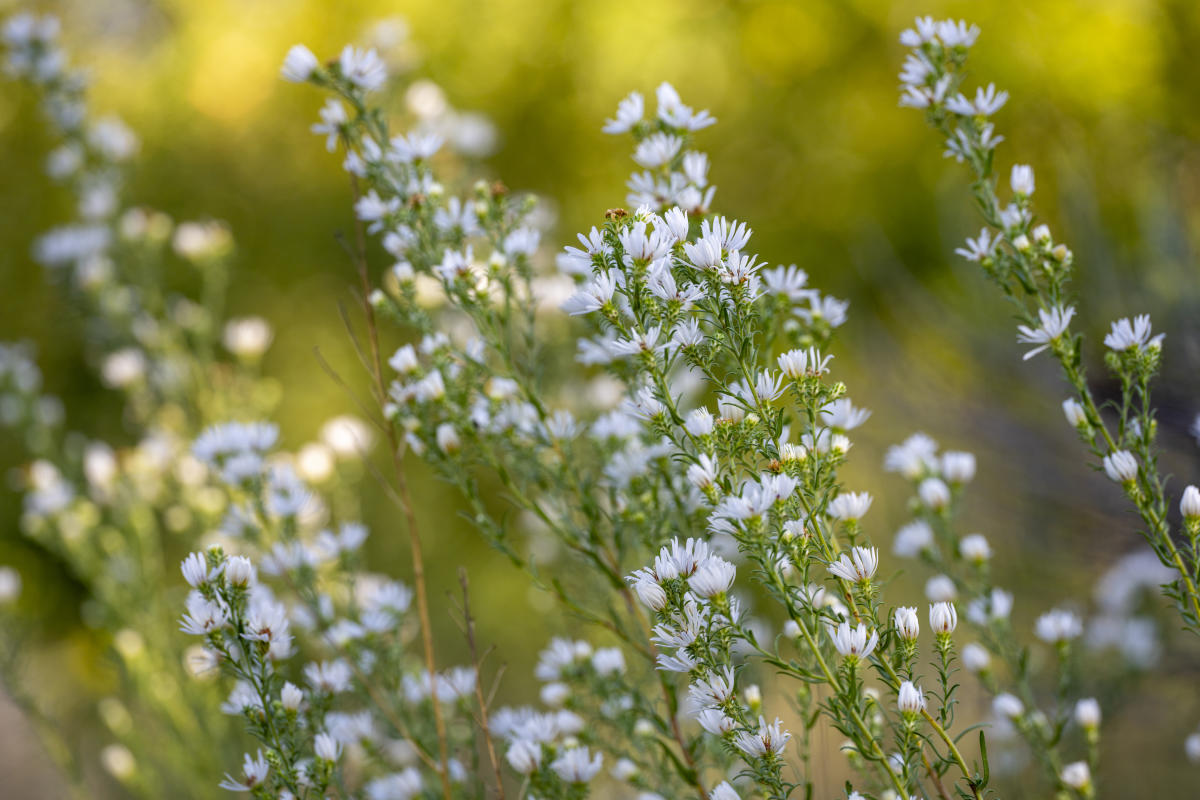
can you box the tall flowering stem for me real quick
[898,16,1200,632]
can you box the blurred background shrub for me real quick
[0,0,1198,796]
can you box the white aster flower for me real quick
[1016,305,1075,360]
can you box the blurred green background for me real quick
[1,0,1200,796]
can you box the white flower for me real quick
[894,520,934,557]
[929,601,957,634]
[603,91,644,134]
[1010,164,1035,196]
[1103,314,1163,352]
[219,750,269,791]
[925,574,957,601]
[1181,486,1200,519]
[778,347,831,379]
[1074,698,1101,729]
[734,716,791,758]
[315,731,342,762]
[550,747,603,783]
[281,44,319,82]
[993,693,1024,719]
[898,681,926,714]
[688,557,736,597]
[280,682,304,711]
[1060,761,1091,790]
[827,546,878,583]
[828,492,872,521]
[829,621,879,659]
[222,317,273,359]
[947,83,1008,116]
[101,348,146,388]
[390,131,444,163]
[224,556,255,587]
[959,534,991,563]
[1102,450,1138,483]
[561,270,619,315]
[436,423,460,454]
[338,46,387,91]
[884,433,939,478]
[710,782,740,800]
[1062,398,1087,427]
[1016,305,1075,360]
[1186,733,1200,763]
[1035,609,1082,643]
[696,708,736,736]
[918,477,950,509]
[685,407,715,436]
[954,228,996,263]
[941,451,975,483]
[181,552,218,588]
[633,133,683,169]
[894,606,920,641]
[628,572,667,611]
[962,643,991,673]
[506,739,541,774]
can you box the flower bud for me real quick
[898,681,926,714]
[1181,485,1200,521]
[1062,398,1087,427]
[929,601,958,634]
[1074,697,1100,730]
[894,606,919,641]
[281,682,304,711]
[224,555,255,587]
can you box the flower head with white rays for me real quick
[898,681,926,714]
[1103,314,1163,352]
[925,574,957,602]
[946,83,1008,116]
[633,133,683,169]
[734,716,791,758]
[603,91,643,134]
[941,451,976,483]
[829,621,879,660]
[884,432,939,479]
[561,270,620,316]
[1035,609,1082,643]
[894,519,934,557]
[894,606,920,640]
[955,228,997,262]
[609,326,664,357]
[1102,450,1138,483]
[550,746,603,783]
[777,347,831,379]
[827,546,879,584]
[1061,762,1091,791]
[280,44,319,83]
[1016,305,1075,360]
[218,750,269,791]
[181,552,219,588]
[338,46,387,92]
[827,492,872,521]
[993,693,1024,719]
[689,556,736,598]
[1010,164,1035,196]
[929,601,958,634]
[821,398,871,431]
[390,131,444,163]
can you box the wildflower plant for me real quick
[0,9,1198,800]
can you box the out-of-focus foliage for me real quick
[0,0,1198,796]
